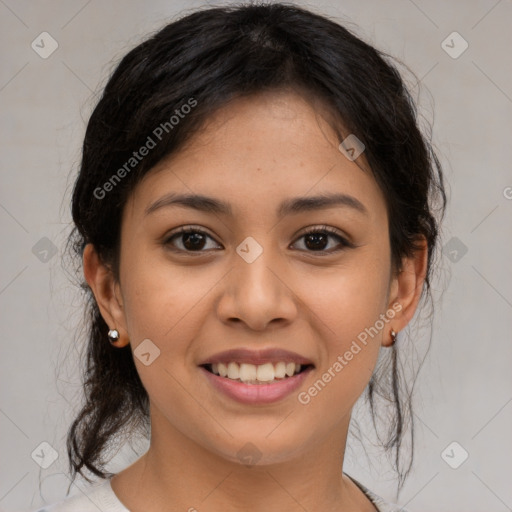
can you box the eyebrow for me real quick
[144,192,368,218]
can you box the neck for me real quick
[111,405,375,512]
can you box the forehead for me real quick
[124,91,387,226]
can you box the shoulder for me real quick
[30,479,129,512]
[347,474,411,512]
[366,490,411,512]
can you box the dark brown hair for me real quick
[63,1,446,497]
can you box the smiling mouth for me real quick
[201,362,314,385]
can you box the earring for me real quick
[390,329,397,345]
[108,329,120,344]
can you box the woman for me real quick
[35,3,446,511]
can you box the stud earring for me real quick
[107,329,120,344]
[390,329,397,345]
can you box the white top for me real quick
[32,476,409,512]
[32,479,128,512]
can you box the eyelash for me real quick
[162,225,353,255]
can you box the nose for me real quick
[215,244,298,332]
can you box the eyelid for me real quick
[294,224,348,239]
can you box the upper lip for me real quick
[199,348,314,367]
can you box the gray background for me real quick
[1,1,511,511]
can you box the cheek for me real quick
[120,247,190,334]
[296,265,388,416]
[303,259,390,335]
[296,251,390,386]
[119,252,217,373]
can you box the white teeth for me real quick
[218,363,228,377]
[239,363,257,381]
[285,362,296,377]
[274,361,287,379]
[227,362,239,380]
[209,361,305,383]
[256,363,274,382]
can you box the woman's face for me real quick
[103,91,409,465]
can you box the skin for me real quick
[83,90,427,512]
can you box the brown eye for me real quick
[304,232,330,251]
[163,225,352,255]
[164,227,221,252]
[291,226,352,254]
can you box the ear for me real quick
[383,236,428,347]
[82,243,130,347]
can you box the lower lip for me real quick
[199,366,313,405]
